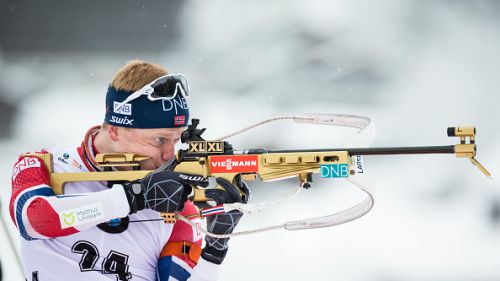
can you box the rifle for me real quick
[32,117,491,227]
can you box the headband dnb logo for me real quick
[113,101,132,116]
[162,95,188,115]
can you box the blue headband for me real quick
[104,86,190,128]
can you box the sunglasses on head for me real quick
[118,73,190,106]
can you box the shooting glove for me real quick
[123,170,208,214]
[201,176,250,265]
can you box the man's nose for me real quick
[161,143,175,161]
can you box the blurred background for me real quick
[0,0,499,280]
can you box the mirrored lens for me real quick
[150,74,189,100]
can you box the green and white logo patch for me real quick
[59,202,105,229]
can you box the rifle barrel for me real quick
[246,145,456,156]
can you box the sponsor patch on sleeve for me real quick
[59,202,105,229]
[12,157,42,181]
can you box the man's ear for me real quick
[107,125,120,141]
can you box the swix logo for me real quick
[179,174,205,182]
[113,101,132,115]
[12,157,41,180]
[174,115,186,125]
[110,116,134,126]
[210,155,259,173]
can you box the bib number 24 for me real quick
[72,240,131,281]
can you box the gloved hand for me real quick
[201,176,250,265]
[123,170,208,214]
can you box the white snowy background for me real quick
[1,0,499,280]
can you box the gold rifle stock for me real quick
[30,150,352,199]
[173,150,352,201]
[25,153,153,195]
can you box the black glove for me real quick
[123,170,208,214]
[201,176,250,265]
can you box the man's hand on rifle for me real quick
[201,176,250,265]
[123,170,250,265]
[123,170,208,214]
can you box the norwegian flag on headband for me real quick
[174,115,186,126]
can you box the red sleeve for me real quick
[10,153,78,240]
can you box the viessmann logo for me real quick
[209,155,259,173]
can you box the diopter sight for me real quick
[181,118,206,143]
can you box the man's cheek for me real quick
[139,160,156,170]
[129,146,154,158]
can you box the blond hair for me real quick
[110,59,169,91]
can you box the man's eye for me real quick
[153,137,166,145]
